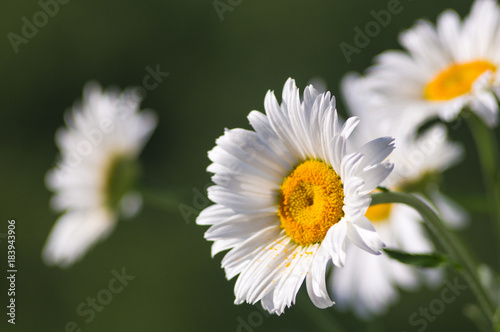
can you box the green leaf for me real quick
[383,248,452,268]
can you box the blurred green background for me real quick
[1,0,497,331]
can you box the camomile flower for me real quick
[332,204,442,318]
[42,82,157,268]
[360,0,500,131]
[197,78,395,315]
[329,75,468,318]
[343,74,468,227]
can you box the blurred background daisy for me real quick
[329,74,469,319]
[358,0,500,130]
[42,82,157,267]
[1,0,497,331]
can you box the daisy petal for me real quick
[306,246,335,309]
[347,217,385,255]
[42,210,116,268]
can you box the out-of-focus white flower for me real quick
[330,75,468,318]
[197,78,395,315]
[360,0,500,130]
[42,82,157,268]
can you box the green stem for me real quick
[371,191,497,328]
[465,304,495,332]
[465,111,500,260]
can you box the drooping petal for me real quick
[347,217,385,255]
[306,245,335,309]
[42,209,116,268]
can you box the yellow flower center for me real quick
[278,160,344,246]
[365,203,392,223]
[424,60,496,101]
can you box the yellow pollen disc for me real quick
[365,203,392,223]
[278,160,344,246]
[424,60,496,101]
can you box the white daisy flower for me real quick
[332,205,442,318]
[343,74,468,226]
[42,82,157,268]
[329,75,468,318]
[197,78,395,315]
[361,0,500,130]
